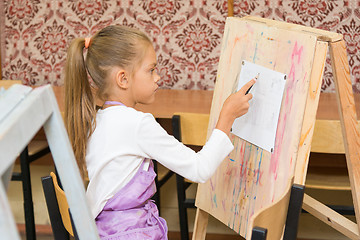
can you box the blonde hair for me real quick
[64,25,152,179]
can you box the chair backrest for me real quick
[50,172,74,236]
[42,172,78,240]
[247,177,294,240]
[311,119,360,154]
[311,119,346,154]
[172,112,210,146]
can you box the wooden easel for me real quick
[0,85,100,239]
[192,16,360,240]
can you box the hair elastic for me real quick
[84,37,91,49]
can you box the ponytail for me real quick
[64,38,96,180]
[64,25,152,181]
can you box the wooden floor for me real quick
[21,232,245,240]
[17,224,244,240]
[18,225,316,240]
[22,232,314,240]
[171,232,245,240]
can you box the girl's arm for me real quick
[137,79,254,183]
[137,116,233,183]
[137,77,254,184]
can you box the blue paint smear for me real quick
[213,194,218,208]
[230,158,235,162]
[252,43,258,62]
[239,216,243,234]
[256,150,263,184]
[233,204,237,229]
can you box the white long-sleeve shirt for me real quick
[86,106,234,218]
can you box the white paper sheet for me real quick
[231,60,286,153]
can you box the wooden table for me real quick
[2,81,359,158]
[0,80,22,89]
[1,82,356,120]
[52,86,214,119]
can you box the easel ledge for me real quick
[241,16,342,42]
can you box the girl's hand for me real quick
[216,79,255,135]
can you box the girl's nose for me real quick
[154,72,160,83]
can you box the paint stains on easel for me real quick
[272,41,305,167]
[214,38,308,234]
[228,34,250,70]
[224,141,265,234]
[213,194,218,208]
[196,18,320,238]
[252,43,259,63]
[269,41,306,202]
[288,42,304,87]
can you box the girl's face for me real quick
[129,45,160,106]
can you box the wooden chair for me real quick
[2,80,51,240]
[171,112,210,240]
[248,177,304,240]
[41,172,79,240]
[305,119,358,215]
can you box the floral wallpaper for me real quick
[0,0,359,92]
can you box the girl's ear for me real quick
[115,69,129,89]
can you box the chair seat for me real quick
[28,140,48,155]
[305,167,350,191]
[156,163,170,180]
[184,178,195,184]
[42,172,79,240]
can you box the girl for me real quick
[64,25,254,240]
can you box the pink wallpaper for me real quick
[1,0,359,92]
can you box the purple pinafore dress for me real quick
[95,159,168,239]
